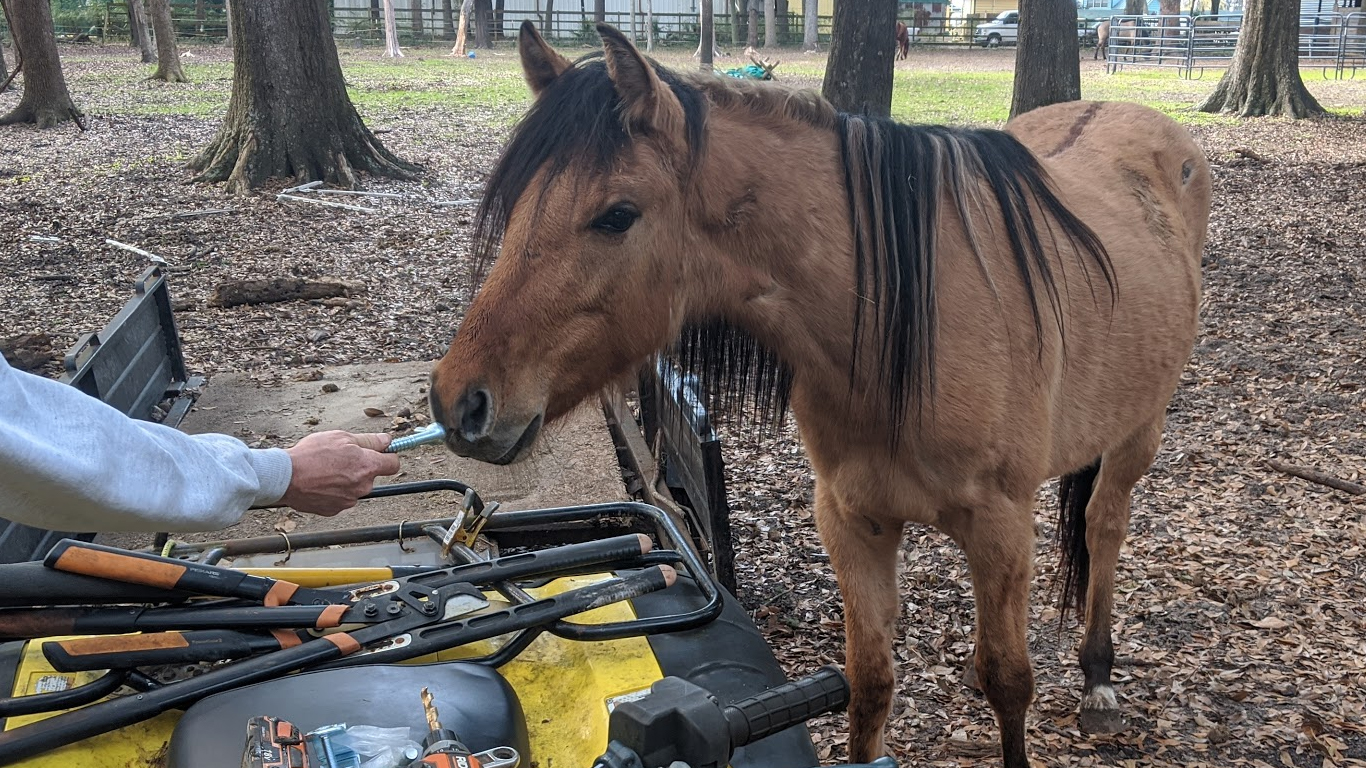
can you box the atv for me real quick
[0,481,876,768]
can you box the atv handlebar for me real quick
[723,666,849,749]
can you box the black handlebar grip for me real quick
[722,666,850,748]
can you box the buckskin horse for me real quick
[430,21,1209,768]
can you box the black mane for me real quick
[474,59,1113,438]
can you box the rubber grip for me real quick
[44,540,294,603]
[722,666,850,747]
[43,630,286,672]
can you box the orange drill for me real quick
[410,688,482,768]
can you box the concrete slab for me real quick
[129,361,626,544]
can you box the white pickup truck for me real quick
[972,9,1098,47]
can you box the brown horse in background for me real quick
[895,20,910,59]
[431,21,1209,768]
[1094,19,1111,59]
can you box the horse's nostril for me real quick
[458,387,493,442]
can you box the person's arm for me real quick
[0,356,396,532]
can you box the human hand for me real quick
[278,431,401,516]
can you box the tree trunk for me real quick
[474,0,492,47]
[383,0,404,56]
[764,0,776,46]
[1009,0,1081,119]
[777,0,789,41]
[644,0,651,50]
[545,0,556,37]
[730,0,743,46]
[453,0,472,53]
[1124,0,1144,13]
[195,0,206,28]
[224,0,233,47]
[747,4,758,47]
[410,0,423,38]
[188,0,421,194]
[1211,0,1221,14]
[129,0,158,63]
[442,0,456,38]
[0,0,83,128]
[594,0,605,24]
[1196,0,1326,116]
[494,0,505,38]
[701,0,714,67]
[0,38,8,92]
[821,0,895,115]
[803,0,818,48]
[148,0,189,83]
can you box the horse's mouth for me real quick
[488,414,544,465]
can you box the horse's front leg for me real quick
[952,496,1037,768]
[815,480,905,762]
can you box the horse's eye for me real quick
[591,205,639,234]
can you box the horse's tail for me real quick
[1056,459,1101,625]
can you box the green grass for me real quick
[59,46,1363,128]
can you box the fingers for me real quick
[348,432,392,452]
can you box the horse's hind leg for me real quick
[955,497,1037,768]
[1075,418,1165,733]
[815,481,905,762]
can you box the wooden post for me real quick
[700,0,714,67]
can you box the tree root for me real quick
[0,101,84,130]
[190,122,421,195]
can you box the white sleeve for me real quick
[0,356,292,533]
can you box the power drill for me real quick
[241,715,308,768]
[409,687,519,768]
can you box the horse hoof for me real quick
[1079,706,1126,734]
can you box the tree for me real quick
[594,0,605,24]
[0,37,8,93]
[764,0,776,46]
[1124,0,1143,11]
[1197,0,1325,117]
[383,0,403,56]
[822,0,896,116]
[1009,0,1081,119]
[410,0,423,38]
[804,0,819,50]
[0,0,83,129]
[544,0,556,38]
[747,0,759,48]
[224,0,233,47]
[189,0,421,193]
[700,0,714,68]
[452,0,473,54]
[730,0,743,47]
[442,0,456,38]
[148,0,189,83]
[128,0,157,64]
[474,0,492,47]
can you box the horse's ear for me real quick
[595,23,686,148]
[518,19,571,97]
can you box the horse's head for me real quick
[430,21,704,464]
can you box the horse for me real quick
[430,21,1209,768]
[895,20,910,59]
[1094,19,1111,59]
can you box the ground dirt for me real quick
[0,42,1363,768]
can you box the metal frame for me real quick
[639,360,737,594]
[59,265,204,427]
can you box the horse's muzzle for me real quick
[430,381,543,465]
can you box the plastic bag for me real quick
[333,725,421,768]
